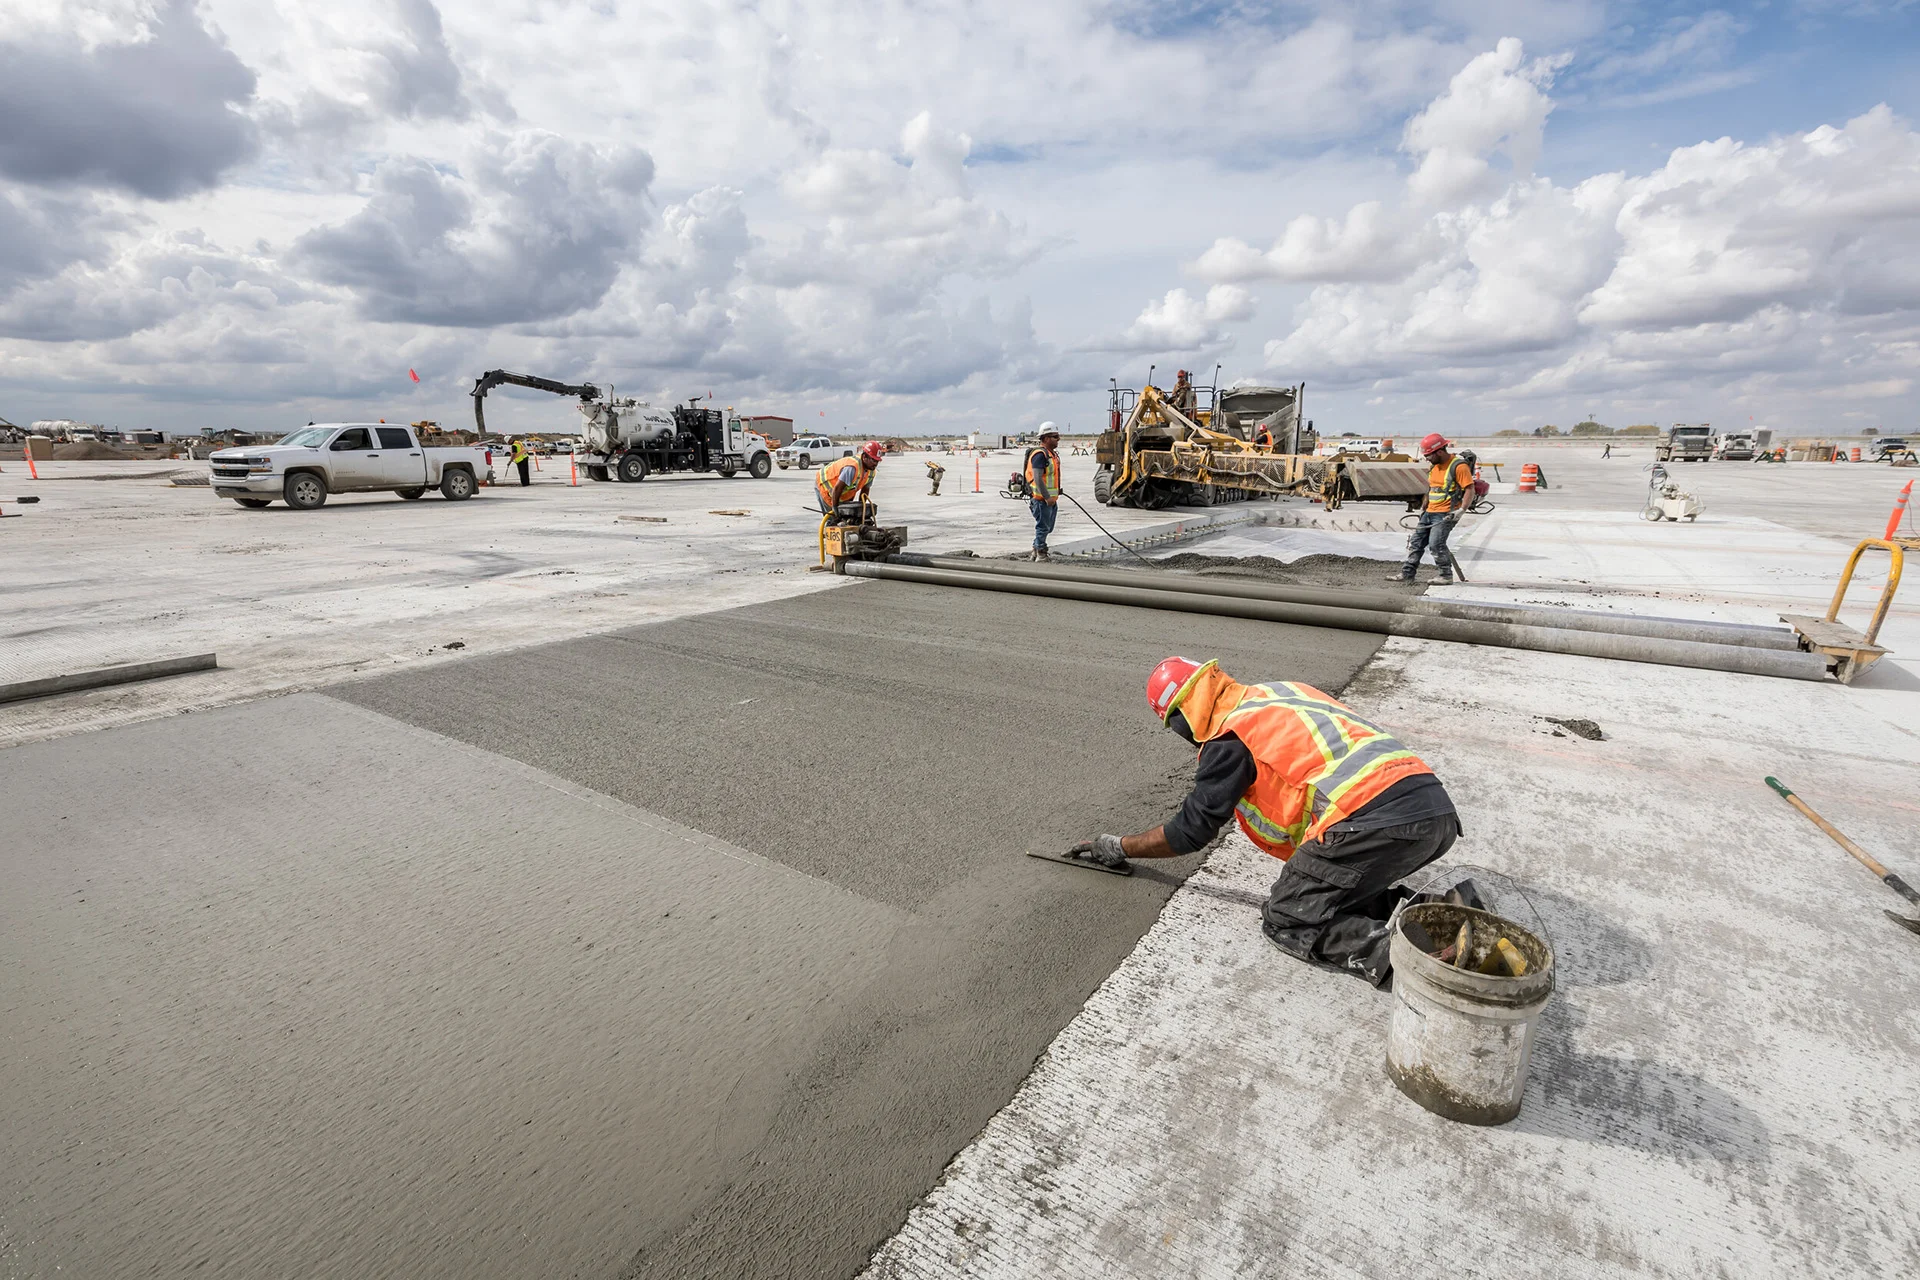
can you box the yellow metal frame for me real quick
[1828,537,1912,648]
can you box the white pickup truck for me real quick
[774,435,854,470]
[209,423,495,509]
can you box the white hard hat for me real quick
[1039,421,1060,436]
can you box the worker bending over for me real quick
[1395,432,1474,584]
[1071,657,1459,988]
[510,437,533,487]
[1024,424,1062,561]
[926,459,945,495]
[816,441,886,523]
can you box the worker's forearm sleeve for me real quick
[1163,735,1258,854]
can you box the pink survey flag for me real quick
[409,368,420,383]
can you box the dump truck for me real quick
[1092,376,1427,511]
[1656,424,1714,462]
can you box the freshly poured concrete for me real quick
[0,694,912,1278]
[335,581,1390,1277]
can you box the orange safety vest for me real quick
[1426,456,1474,513]
[1024,446,1061,503]
[816,456,872,509]
[1173,662,1433,860]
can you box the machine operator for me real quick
[816,441,886,523]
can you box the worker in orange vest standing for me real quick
[1024,424,1063,561]
[816,441,886,523]
[1395,431,1475,584]
[1068,656,1463,987]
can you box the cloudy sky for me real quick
[2,0,1917,439]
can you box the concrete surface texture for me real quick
[0,452,1140,749]
[330,581,1389,1278]
[863,462,1920,1278]
[0,694,911,1278]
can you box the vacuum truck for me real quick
[469,370,773,483]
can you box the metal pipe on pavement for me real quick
[887,553,1799,652]
[844,561,1828,682]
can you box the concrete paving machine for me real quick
[1093,376,1428,512]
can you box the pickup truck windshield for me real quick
[278,428,333,447]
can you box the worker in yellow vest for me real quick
[509,437,532,487]
[1394,431,1475,584]
[1023,424,1062,561]
[816,442,885,523]
[1069,656,1461,987]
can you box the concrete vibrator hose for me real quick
[884,553,1801,652]
[841,561,1829,682]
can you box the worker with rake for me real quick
[1069,657,1461,988]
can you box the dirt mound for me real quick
[1154,551,1416,591]
[51,442,139,461]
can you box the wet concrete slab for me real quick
[333,580,1388,1278]
[0,694,910,1279]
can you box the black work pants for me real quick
[1261,814,1460,988]
[516,459,531,486]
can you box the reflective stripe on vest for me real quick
[1025,448,1060,502]
[1219,682,1428,857]
[1426,457,1470,512]
[817,456,866,507]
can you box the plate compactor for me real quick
[819,501,909,569]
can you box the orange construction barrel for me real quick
[1518,462,1539,493]
[1852,446,1863,462]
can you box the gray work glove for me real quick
[1067,834,1127,868]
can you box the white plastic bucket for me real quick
[1386,904,1555,1125]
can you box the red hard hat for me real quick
[1420,432,1449,454]
[859,441,886,465]
[1147,656,1205,723]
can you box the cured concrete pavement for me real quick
[1,577,1389,1278]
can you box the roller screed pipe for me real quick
[884,553,1801,652]
[843,561,1827,682]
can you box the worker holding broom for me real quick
[1069,657,1461,988]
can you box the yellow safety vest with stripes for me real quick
[1214,681,1433,859]
[1024,446,1061,503]
[1426,456,1473,513]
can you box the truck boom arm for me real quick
[470,370,601,434]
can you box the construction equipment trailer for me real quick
[469,370,772,482]
[1092,374,1427,511]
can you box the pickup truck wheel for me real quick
[616,453,648,483]
[440,468,476,501]
[749,453,772,479]
[284,472,327,510]
[396,487,427,500]
[798,454,812,468]
[233,497,273,509]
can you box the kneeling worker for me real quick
[817,441,886,523]
[1070,657,1459,987]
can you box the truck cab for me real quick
[1657,424,1714,462]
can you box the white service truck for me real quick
[775,435,855,470]
[209,423,493,509]
[1713,431,1757,460]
